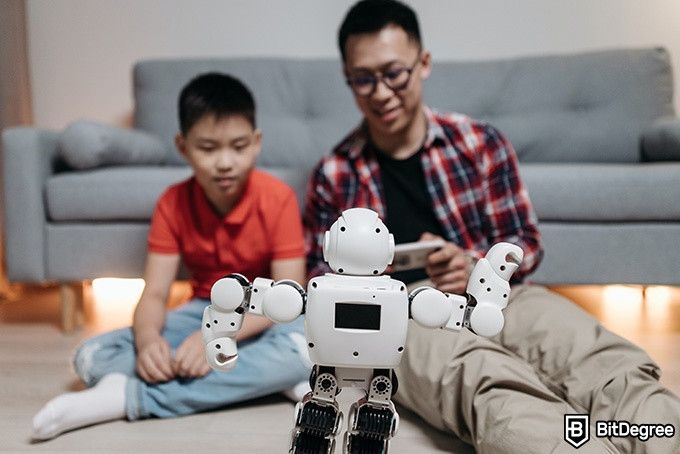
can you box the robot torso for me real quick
[304,273,409,369]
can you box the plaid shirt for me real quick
[303,106,543,283]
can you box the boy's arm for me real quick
[132,252,180,382]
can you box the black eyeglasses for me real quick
[345,54,421,97]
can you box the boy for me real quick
[32,73,311,440]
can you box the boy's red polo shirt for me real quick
[148,169,304,299]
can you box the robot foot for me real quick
[345,434,387,454]
[291,431,333,454]
[290,400,342,454]
[345,403,398,453]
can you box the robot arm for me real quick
[202,273,306,371]
[408,242,524,337]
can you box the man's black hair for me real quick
[178,72,256,134]
[338,0,422,61]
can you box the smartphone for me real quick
[391,239,445,272]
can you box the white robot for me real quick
[202,208,523,454]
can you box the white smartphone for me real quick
[391,239,446,272]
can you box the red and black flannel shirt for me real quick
[303,106,543,283]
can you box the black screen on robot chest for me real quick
[334,303,381,330]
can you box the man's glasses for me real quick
[345,54,421,97]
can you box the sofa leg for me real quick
[60,282,84,334]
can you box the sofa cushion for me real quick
[46,166,309,222]
[133,58,360,171]
[641,118,680,161]
[46,167,192,221]
[59,121,168,169]
[134,49,674,167]
[520,163,680,221]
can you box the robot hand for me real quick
[408,242,523,337]
[203,274,306,371]
[466,242,523,336]
[202,273,253,371]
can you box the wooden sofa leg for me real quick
[60,282,84,333]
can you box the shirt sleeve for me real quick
[303,159,336,278]
[147,192,181,254]
[480,125,544,282]
[269,190,305,260]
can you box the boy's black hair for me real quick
[178,72,256,134]
[338,0,422,61]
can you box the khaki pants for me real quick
[395,284,680,454]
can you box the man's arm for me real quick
[303,160,337,278]
[480,125,543,282]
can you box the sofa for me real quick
[4,47,680,329]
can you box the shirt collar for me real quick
[191,173,255,225]
[344,105,445,160]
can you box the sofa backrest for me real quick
[134,48,674,171]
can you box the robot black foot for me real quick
[292,431,332,454]
[290,400,342,454]
[345,404,397,454]
[346,434,387,454]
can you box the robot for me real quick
[202,208,523,454]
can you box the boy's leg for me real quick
[72,328,137,386]
[395,321,619,454]
[497,285,680,453]
[125,318,311,420]
[34,299,211,440]
[72,298,208,386]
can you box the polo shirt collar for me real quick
[190,173,255,225]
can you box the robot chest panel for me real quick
[305,277,409,369]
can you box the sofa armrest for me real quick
[2,127,61,281]
[641,117,680,161]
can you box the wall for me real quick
[27,0,680,129]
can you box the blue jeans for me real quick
[72,298,310,420]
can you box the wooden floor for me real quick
[0,283,679,453]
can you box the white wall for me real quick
[27,0,680,129]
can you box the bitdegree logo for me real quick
[596,420,675,442]
[565,414,676,448]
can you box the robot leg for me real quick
[345,369,400,454]
[290,366,343,454]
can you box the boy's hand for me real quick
[136,336,174,383]
[422,232,473,295]
[173,330,212,378]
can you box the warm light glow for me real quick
[602,285,643,306]
[645,286,672,305]
[91,278,146,330]
[643,286,672,328]
[601,285,643,333]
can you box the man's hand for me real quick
[173,330,212,379]
[136,335,174,383]
[422,232,473,295]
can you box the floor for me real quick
[0,283,679,453]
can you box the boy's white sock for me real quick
[282,380,312,402]
[32,372,127,441]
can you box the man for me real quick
[304,1,680,452]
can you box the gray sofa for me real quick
[4,48,680,324]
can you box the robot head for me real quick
[323,208,395,276]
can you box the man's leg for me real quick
[497,285,680,453]
[395,320,619,454]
